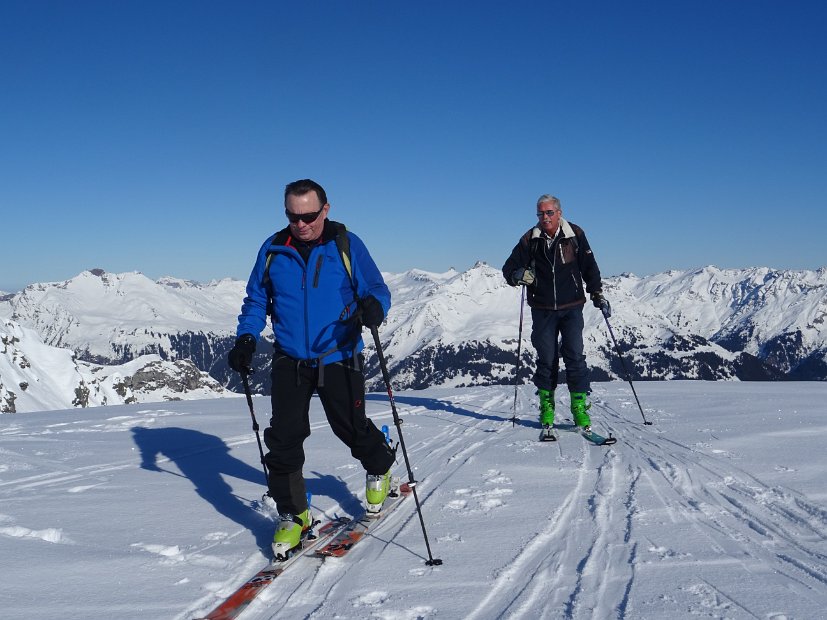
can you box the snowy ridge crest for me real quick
[1,264,826,412]
[0,318,227,414]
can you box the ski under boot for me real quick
[271,508,313,561]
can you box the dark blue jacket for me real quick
[502,219,602,311]
[237,220,391,365]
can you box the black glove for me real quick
[228,334,256,373]
[512,267,535,286]
[358,295,385,328]
[591,291,611,317]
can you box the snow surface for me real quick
[1,381,826,619]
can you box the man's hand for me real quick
[591,291,611,317]
[358,295,385,328]
[512,267,536,286]
[228,334,256,373]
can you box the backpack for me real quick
[261,220,358,313]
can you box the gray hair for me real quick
[536,194,562,210]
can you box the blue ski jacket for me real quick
[236,220,391,365]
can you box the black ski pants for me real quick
[263,353,395,516]
[531,305,589,394]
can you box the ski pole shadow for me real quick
[365,393,536,429]
[131,426,273,555]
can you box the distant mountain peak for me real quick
[1,263,826,412]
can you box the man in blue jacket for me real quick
[228,179,395,561]
[502,194,609,433]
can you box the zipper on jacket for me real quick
[543,239,558,310]
[303,269,311,358]
[313,255,323,288]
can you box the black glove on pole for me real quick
[228,334,256,373]
[370,325,442,566]
[591,291,611,317]
[359,295,385,327]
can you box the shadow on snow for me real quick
[365,393,538,430]
[130,426,362,555]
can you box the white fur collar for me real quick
[531,217,575,240]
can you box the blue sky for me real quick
[2,1,825,292]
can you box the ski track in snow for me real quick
[3,385,827,619]
[183,386,827,619]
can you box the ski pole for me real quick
[600,307,652,425]
[240,370,271,483]
[370,326,443,566]
[511,286,526,427]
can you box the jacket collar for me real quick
[531,217,575,240]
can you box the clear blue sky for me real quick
[2,1,826,292]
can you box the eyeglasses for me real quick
[537,209,558,218]
[285,207,324,224]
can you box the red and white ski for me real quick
[316,482,412,559]
[197,517,349,620]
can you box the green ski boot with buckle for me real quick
[538,388,555,427]
[570,391,592,430]
[271,507,313,561]
[366,470,392,514]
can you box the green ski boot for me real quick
[538,388,555,427]
[272,507,313,561]
[366,470,392,514]
[570,392,592,429]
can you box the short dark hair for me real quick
[284,179,328,207]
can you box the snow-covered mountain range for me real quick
[1,264,825,412]
[0,318,227,413]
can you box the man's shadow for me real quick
[131,426,363,554]
[132,426,274,554]
[305,471,363,518]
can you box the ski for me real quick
[316,481,412,559]
[581,428,617,446]
[551,421,617,446]
[539,425,557,442]
[197,517,350,620]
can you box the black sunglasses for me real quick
[285,207,324,224]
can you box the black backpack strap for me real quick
[261,230,291,294]
[329,221,356,297]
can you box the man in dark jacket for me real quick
[502,194,610,431]
[227,179,396,561]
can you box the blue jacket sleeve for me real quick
[348,232,391,317]
[236,236,275,340]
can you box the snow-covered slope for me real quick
[1,318,227,413]
[1,382,825,619]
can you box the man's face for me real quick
[285,192,329,242]
[536,201,561,235]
